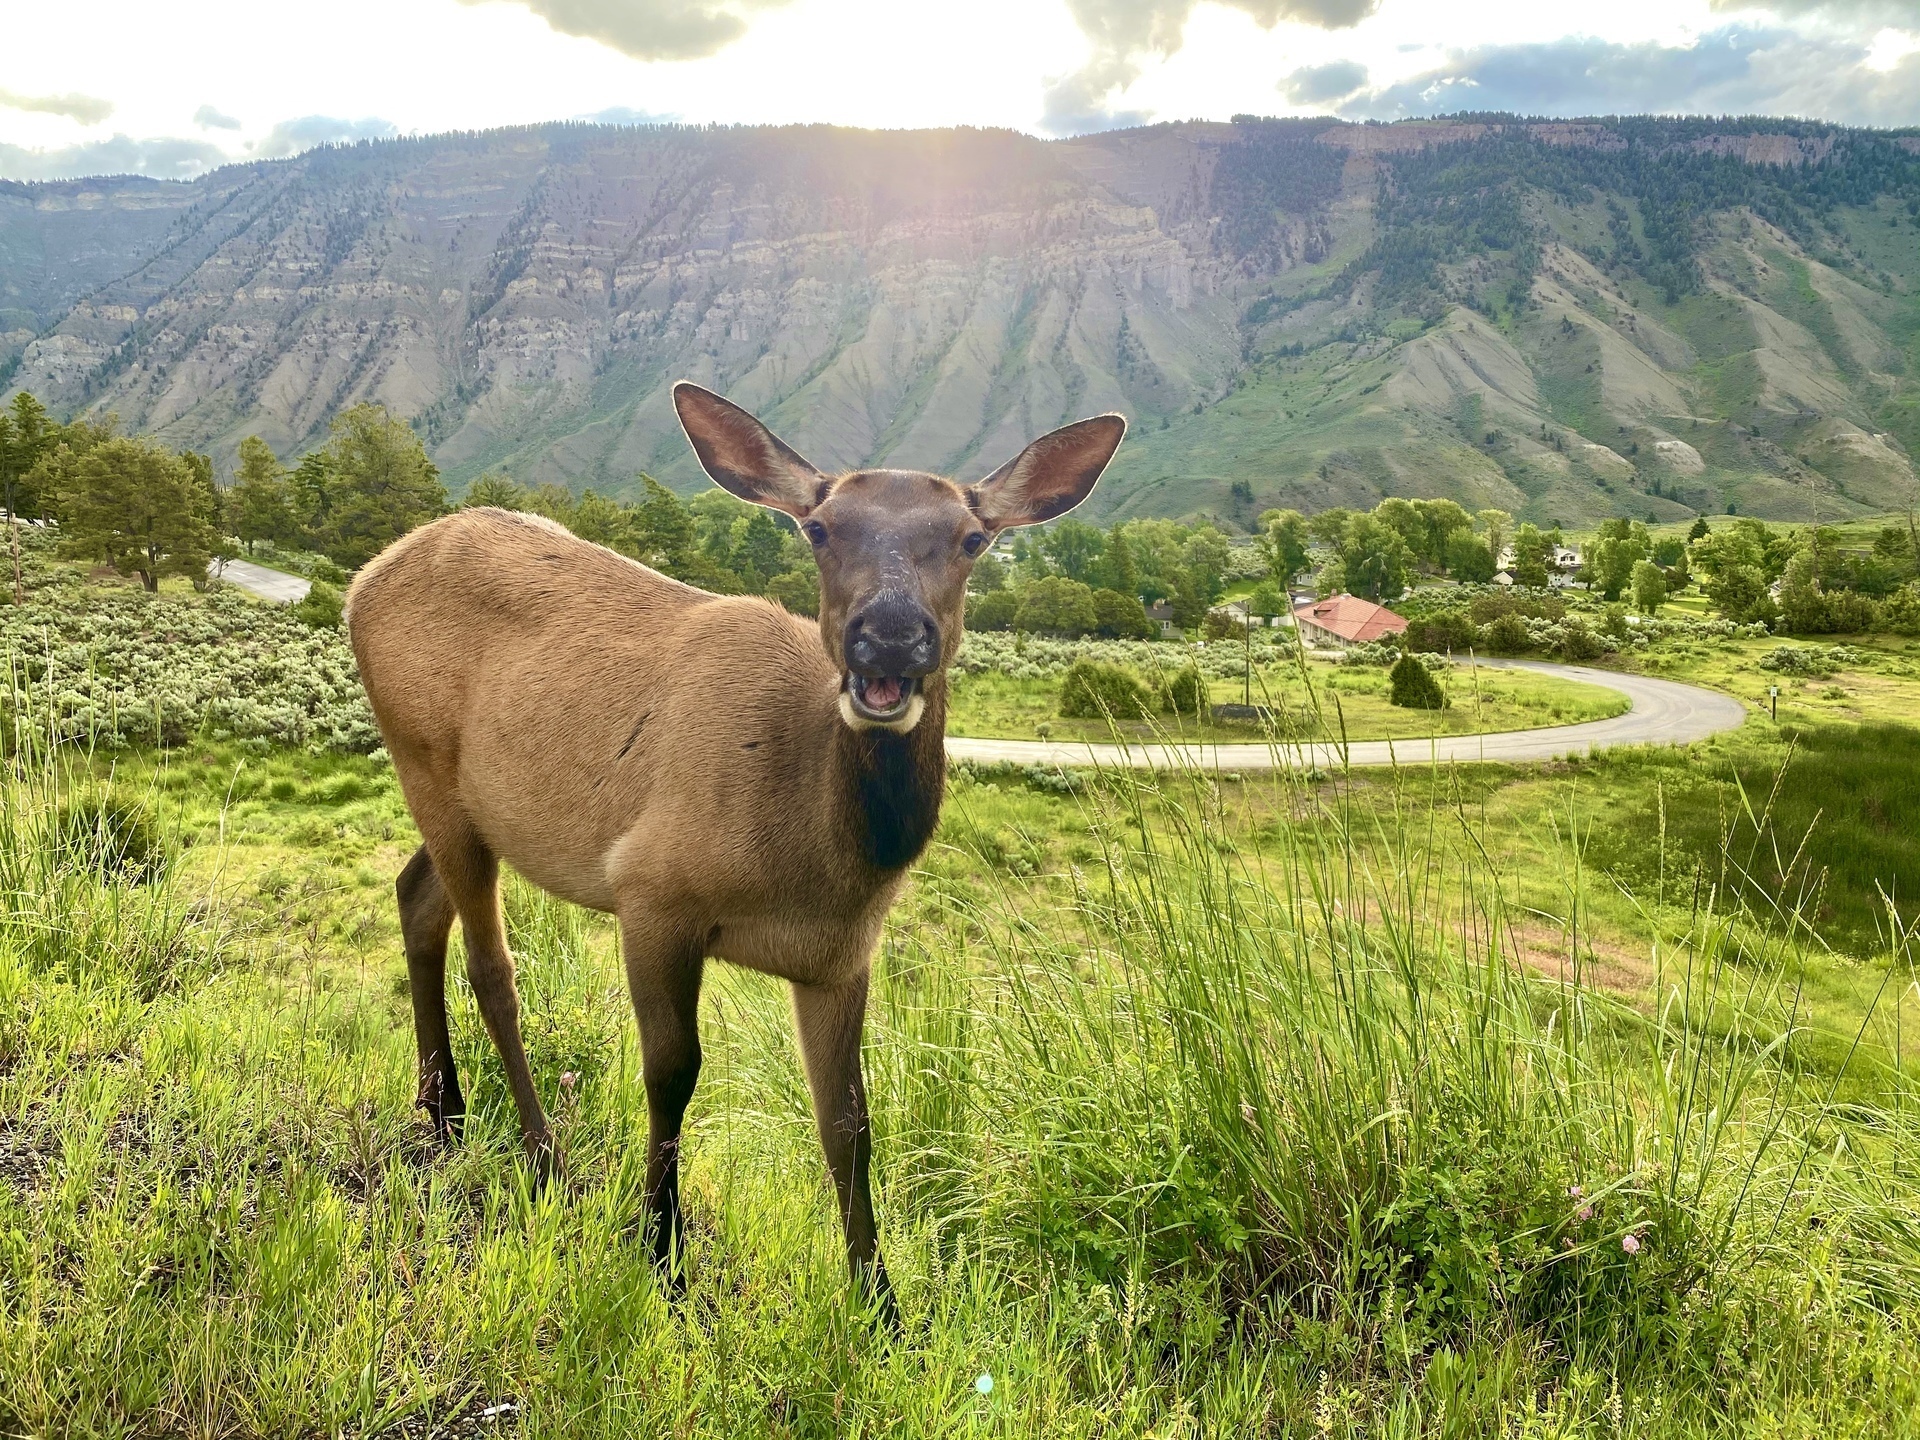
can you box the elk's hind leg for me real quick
[397,844,463,1140]
[429,826,555,1178]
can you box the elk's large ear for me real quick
[970,414,1126,531]
[673,382,824,517]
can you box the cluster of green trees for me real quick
[1691,515,1920,635]
[964,517,1235,636]
[228,408,446,570]
[0,391,222,597]
[0,388,816,612]
[0,391,450,596]
[1266,498,1513,602]
[1576,517,1691,612]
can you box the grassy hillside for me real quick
[6,117,1918,527]
[1098,174,1920,526]
[7,534,1920,1432]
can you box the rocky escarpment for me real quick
[5,116,1918,524]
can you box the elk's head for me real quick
[674,383,1126,734]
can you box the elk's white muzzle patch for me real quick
[841,673,925,733]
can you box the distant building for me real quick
[1293,594,1409,648]
[1212,599,1287,628]
[1144,600,1181,638]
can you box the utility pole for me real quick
[1244,602,1253,706]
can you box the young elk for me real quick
[346,384,1125,1315]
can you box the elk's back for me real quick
[346,507,842,916]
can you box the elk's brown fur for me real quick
[347,383,1124,1317]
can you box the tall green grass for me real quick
[1584,722,1920,956]
[2,713,1919,1434]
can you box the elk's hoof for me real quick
[524,1130,562,1191]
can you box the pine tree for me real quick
[54,436,218,592]
[230,436,294,555]
[1389,652,1446,710]
[308,405,447,568]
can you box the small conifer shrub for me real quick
[1058,659,1154,720]
[1389,652,1447,709]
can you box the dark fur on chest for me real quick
[838,699,947,873]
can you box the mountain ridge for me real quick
[4,114,1917,526]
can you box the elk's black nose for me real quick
[845,592,939,677]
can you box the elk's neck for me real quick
[836,677,948,873]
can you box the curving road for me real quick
[945,658,1749,771]
[212,558,312,603]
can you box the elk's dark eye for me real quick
[963,531,989,557]
[803,520,828,547]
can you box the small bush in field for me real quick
[1557,619,1605,662]
[1483,613,1534,653]
[1160,663,1209,718]
[1390,652,1446,709]
[289,580,344,629]
[1202,608,1240,641]
[1058,659,1153,719]
[52,793,166,880]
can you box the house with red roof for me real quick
[1293,594,1408,648]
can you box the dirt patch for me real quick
[1508,920,1655,999]
[0,1114,54,1195]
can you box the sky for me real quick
[2,0,1918,181]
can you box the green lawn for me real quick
[6,726,1919,1436]
[8,559,1920,1436]
[945,657,1630,743]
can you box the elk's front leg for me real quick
[431,831,554,1177]
[792,971,897,1327]
[620,911,706,1284]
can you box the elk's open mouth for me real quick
[846,673,917,721]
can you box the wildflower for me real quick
[1240,1099,1257,1125]
[1621,1232,1642,1255]
[1577,1205,1593,1222]
[1568,1184,1583,1198]
[559,1071,578,1092]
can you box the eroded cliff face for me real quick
[5,117,1918,524]
[3,125,1263,495]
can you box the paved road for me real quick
[945,658,1749,771]
[213,558,312,604]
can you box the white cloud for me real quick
[1343,24,1920,126]
[1041,0,1382,132]
[0,87,113,126]
[0,134,225,181]
[1863,25,1920,66]
[456,0,796,60]
[0,0,1916,182]
[252,115,400,159]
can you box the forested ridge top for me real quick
[4,112,1919,527]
